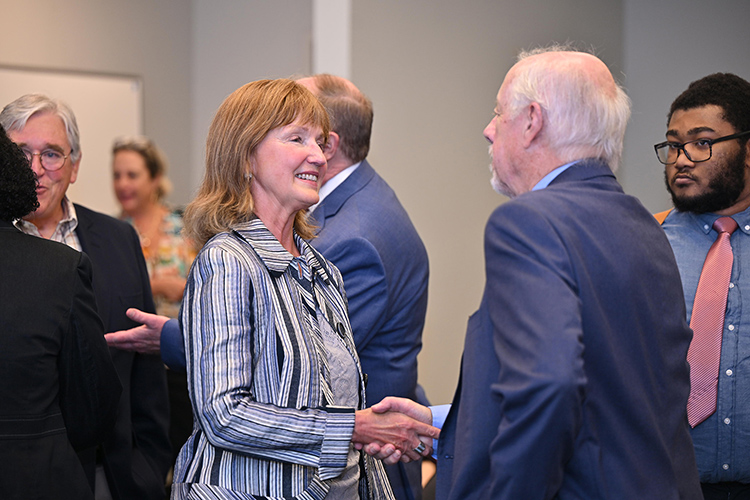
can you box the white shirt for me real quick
[308,161,362,213]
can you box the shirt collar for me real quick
[308,161,361,213]
[14,196,79,236]
[688,206,750,236]
[532,161,581,191]
[232,217,332,283]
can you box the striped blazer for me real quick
[172,218,393,500]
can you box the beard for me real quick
[488,145,513,197]
[665,145,747,214]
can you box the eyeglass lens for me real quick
[657,140,712,165]
[23,150,67,171]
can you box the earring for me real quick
[245,172,253,181]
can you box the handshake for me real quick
[351,397,438,465]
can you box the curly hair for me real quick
[668,73,750,146]
[0,126,38,222]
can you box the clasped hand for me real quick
[351,397,436,465]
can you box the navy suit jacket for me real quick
[75,204,172,500]
[309,160,429,500]
[310,160,429,406]
[436,161,702,499]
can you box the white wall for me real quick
[189,0,313,196]
[351,0,624,404]
[620,0,750,212]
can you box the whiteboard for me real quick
[0,66,143,216]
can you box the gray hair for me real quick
[0,94,82,163]
[505,45,631,171]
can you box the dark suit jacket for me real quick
[436,161,702,499]
[74,204,172,500]
[310,160,429,500]
[0,221,121,499]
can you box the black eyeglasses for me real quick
[20,148,71,171]
[654,130,750,165]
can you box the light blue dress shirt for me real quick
[663,207,750,483]
[531,161,578,191]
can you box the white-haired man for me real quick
[372,47,702,499]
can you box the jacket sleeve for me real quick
[485,204,585,499]
[59,251,122,451]
[315,237,388,351]
[161,318,185,372]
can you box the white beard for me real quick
[488,145,511,197]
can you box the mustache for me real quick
[671,170,697,183]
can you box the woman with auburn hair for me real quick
[171,79,434,500]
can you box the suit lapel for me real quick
[311,160,375,234]
[73,204,98,254]
[73,204,111,327]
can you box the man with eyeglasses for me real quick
[655,73,750,500]
[0,94,171,500]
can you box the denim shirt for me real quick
[663,207,750,483]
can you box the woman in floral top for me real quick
[112,136,196,317]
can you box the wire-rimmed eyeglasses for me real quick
[654,130,750,165]
[20,148,71,171]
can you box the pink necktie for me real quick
[686,216,738,427]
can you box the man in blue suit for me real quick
[107,74,430,499]
[299,74,429,500]
[372,47,702,499]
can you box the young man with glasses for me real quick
[656,73,750,500]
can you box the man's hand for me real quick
[352,398,438,465]
[358,397,434,464]
[370,396,432,424]
[104,308,169,355]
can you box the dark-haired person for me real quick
[0,95,171,500]
[656,73,750,500]
[0,126,121,499]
